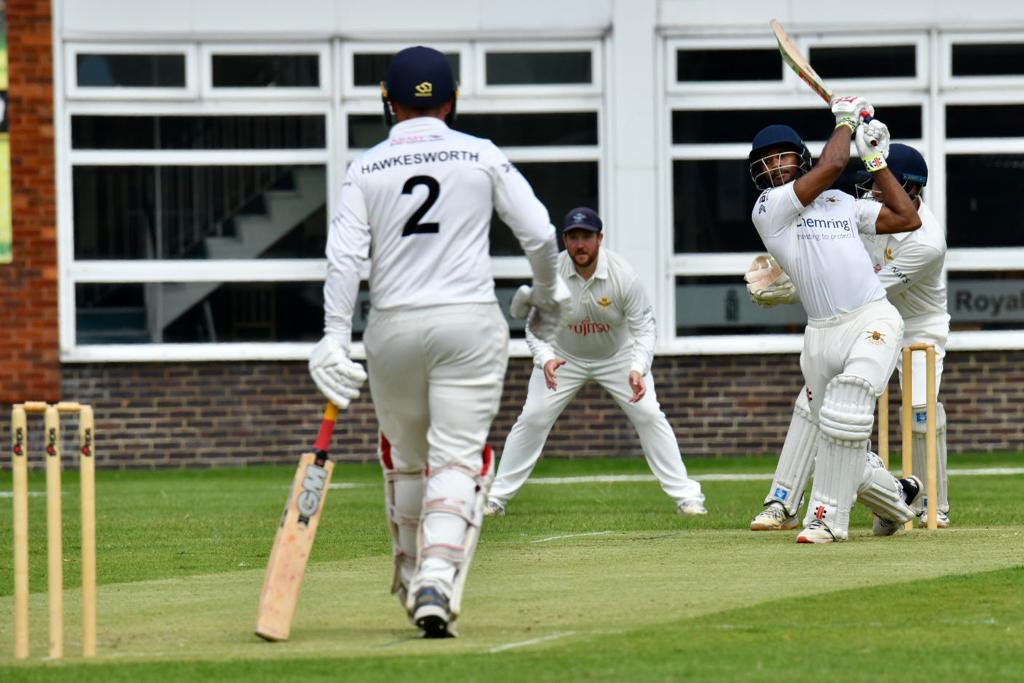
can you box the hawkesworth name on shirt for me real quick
[361,150,480,174]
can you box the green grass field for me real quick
[2,453,1023,682]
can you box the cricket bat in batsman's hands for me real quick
[770,19,833,104]
[256,402,340,642]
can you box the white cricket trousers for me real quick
[489,347,704,507]
[365,303,508,596]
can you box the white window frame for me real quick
[941,31,1024,89]
[200,43,331,100]
[665,36,785,97]
[65,42,198,100]
[794,32,928,96]
[476,40,602,97]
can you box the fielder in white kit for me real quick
[484,207,706,517]
[308,46,570,637]
[748,143,951,532]
[747,96,924,543]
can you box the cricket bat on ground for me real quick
[255,402,340,641]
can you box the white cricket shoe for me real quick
[677,499,708,516]
[750,502,798,531]
[412,586,454,639]
[483,498,506,517]
[797,519,838,544]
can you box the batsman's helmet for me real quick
[748,124,812,190]
[381,46,457,125]
[855,143,928,199]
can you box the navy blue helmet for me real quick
[748,124,812,189]
[886,143,928,188]
[381,46,457,125]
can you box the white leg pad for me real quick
[856,451,915,524]
[383,467,425,604]
[807,375,877,539]
[765,389,818,517]
[910,401,948,513]
[409,448,494,618]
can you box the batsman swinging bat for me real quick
[255,402,339,642]
[770,18,833,105]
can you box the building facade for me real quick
[3,0,1024,466]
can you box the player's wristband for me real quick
[834,117,857,134]
[862,151,887,173]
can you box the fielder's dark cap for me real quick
[383,46,457,108]
[562,206,602,233]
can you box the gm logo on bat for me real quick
[297,464,329,524]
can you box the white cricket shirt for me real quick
[324,116,558,344]
[752,183,885,320]
[860,200,948,322]
[525,248,657,376]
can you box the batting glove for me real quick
[856,118,890,172]
[830,95,874,133]
[309,335,367,409]
[744,254,796,307]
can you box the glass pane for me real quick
[76,281,324,343]
[676,49,781,82]
[808,45,916,79]
[352,52,461,86]
[672,106,922,144]
[346,112,597,148]
[673,159,864,253]
[491,161,598,256]
[952,43,1024,76]
[72,115,326,149]
[676,276,807,336]
[73,165,327,259]
[212,54,319,87]
[76,53,186,87]
[947,272,1024,331]
[946,154,1024,247]
[485,51,591,85]
[946,105,1024,138]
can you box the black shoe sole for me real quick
[416,614,453,639]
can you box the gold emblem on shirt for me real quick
[865,330,886,345]
[597,296,612,308]
[884,247,894,262]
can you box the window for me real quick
[202,45,330,98]
[66,43,197,99]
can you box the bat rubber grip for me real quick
[312,402,340,453]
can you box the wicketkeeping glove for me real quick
[856,118,890,173]
[830,95,874,133]
[744,254,796,307]
[308,335,367,409]
[510,277,572,342]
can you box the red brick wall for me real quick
[1,351,1019,469]
[0,0,59,404]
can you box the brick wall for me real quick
[2,351,1021,469]
[0,0,60,404]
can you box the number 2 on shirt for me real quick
[401,175,440,236]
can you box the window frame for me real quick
[65,42,198,100]
[665,36,785,97]
[475,40,602,97]
[200,42,331,99]
[941,31,1024,89]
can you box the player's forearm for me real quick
[873,169,921,233]
[322,260,360,346]
[522,237,561,298]
[524,326,557,369]
[793,126,850,205]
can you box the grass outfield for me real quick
[1,453,1022,681]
